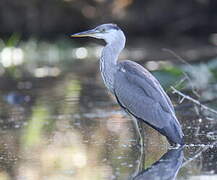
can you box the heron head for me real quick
[71,23,125,44]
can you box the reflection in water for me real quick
[133,147,183,180]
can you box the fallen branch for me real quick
[171,86,217,115]
[175,97,217,111]
[162,48,200,97]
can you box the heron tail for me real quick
[162,118,184,145]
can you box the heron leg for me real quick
[139,121,144,148]
[132,117,144,151]
[131,117,145,176]
[137,120,145,173]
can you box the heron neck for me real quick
[100,39,125,92]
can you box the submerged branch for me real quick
[171,86,217,115]
[182,141,217,167]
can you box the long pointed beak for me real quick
[70,29,98,38]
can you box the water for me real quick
[0,49,217,179]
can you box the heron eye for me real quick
[101,28,106,32]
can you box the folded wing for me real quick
[114,60,184,144]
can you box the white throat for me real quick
[99,30,126,93]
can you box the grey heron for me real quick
[71,23,184,145]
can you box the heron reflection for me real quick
[133,147,183,180]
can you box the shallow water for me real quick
[0,59,217,180]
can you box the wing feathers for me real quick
[114,60,183,144]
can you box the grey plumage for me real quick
[71,23,184,145]
[133,147,184,180]
[114,60,183,144]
